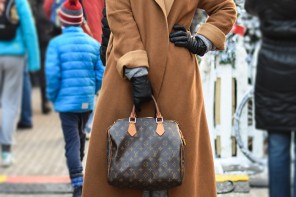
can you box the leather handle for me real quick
[129,96,162,118]
[128,96,165,136]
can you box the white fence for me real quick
[200,37,266,168]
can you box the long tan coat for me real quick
[82,0,236,196]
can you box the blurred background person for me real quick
[45,0,104,195]
[31,0,53,115]
[79,0,104,43]
[43,0,63,36]
[43,0,104,140]
[43,0,99,38]
[0,0,40,166]
[245,0,296,197]
[17,59,34,130]
[99,0,109,66]
[80,0,104,139]
[17,0,53,130]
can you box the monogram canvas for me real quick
[107,118,185,190]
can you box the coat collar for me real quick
[165,0,174,16]
[62,26,84,33]
[154,0,174,17]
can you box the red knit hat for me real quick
[58,0,83,26]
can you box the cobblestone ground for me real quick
[0,88,268,197]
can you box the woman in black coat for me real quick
[245,1,296,197]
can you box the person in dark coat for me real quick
[29,0,53,114]
[36,0,54,114]
[99,0,109,66]
[245,1,296,197]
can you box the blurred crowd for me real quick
[0,0,106,196]
[0,0,296,197]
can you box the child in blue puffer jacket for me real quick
[45,0,104,196]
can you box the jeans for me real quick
[268,130,295,197]
[84,111,94,134]
[59,112,91,178]
[18,66,32,126]
[84,94,98,134]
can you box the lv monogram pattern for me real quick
[107,118,185,190]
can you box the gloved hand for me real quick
[169,24,207,56]
[130,75,152,112]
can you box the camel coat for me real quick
[82,0,236,196]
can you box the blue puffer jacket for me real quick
[45,26,105,113]
[0,0,40,71]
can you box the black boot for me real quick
[41,101,52,114]
[73,186,82,197]
[41,86,52,114]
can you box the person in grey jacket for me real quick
[0,0,40,167]
[245,0,296,196]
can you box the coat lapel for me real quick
[154,0,167,17]
[164,0,174,15]
[154,0,175,16]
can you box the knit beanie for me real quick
[58,0,83,27]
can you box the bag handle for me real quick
[128,96,165,137]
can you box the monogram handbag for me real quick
[107,96,186,190]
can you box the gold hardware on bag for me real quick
[127,122,137,137]
[128,115,137,136]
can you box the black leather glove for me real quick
[169,24,207,56]
[130,75,152,112]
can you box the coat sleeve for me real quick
[43,0,54,19]
[197,0,237,50]
[17,0,40,72]
[106,0,149,78]
[80,0,104,42]
[45,40,61,102]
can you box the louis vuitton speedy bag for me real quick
[107,96,186,190]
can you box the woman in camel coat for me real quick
[83,0,236,196]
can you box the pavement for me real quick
[0,88,268,197]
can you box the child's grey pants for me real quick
[0,56,25,146]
